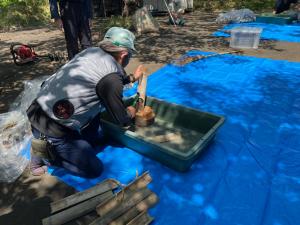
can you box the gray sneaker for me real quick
[31,165,48,176]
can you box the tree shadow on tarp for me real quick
[138,53,300,224]
[42,52,300,225]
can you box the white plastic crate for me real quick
[230,27,263,49]
[144,0,193,12]
[144,0,170,12]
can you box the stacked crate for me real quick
[143,0,193,12]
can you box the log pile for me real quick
[42,172,158,225]
[90,172,158,225]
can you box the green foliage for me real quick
[104,15,134,31]
[0,0,276,29]
[193,0,275,12]
[0,0,50,29]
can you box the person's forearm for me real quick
[96,74,132,126]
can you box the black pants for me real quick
[31,114,104,178]
[275,0,298,14]
[60,1,92,59]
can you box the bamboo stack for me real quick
[90,171,158,225]
[42,172,158,225]
[42,179,119,225]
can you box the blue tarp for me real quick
[45,51,300,225]
[214,22,300,43]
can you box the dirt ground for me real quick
[0,11,300,225]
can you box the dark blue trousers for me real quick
[31,116,104,178]
[60,1,92,59]
[275,0,298,14]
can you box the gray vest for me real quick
[36,47,125,131]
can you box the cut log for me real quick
[51,179,119,214]
[42,191,113,225]
[91,189,156,225]
[126,211,154,225]
[96,171,152,217]
[109,193,158,225]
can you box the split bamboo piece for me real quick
[126,211,154,225]
[135,72,155,127]
[90,189,155,225]
[109,193,158,225]
[51,179,119,214]
[96,171,152,216]
[42,191,113,225]
[137,72,147,109]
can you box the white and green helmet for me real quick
[104,27,136,52]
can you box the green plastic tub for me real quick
[100,96,225,172]
[256,13,294,25]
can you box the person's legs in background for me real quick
[60,1,80,60]
[78,16,92,50]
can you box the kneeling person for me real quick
[27,27,144,177]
